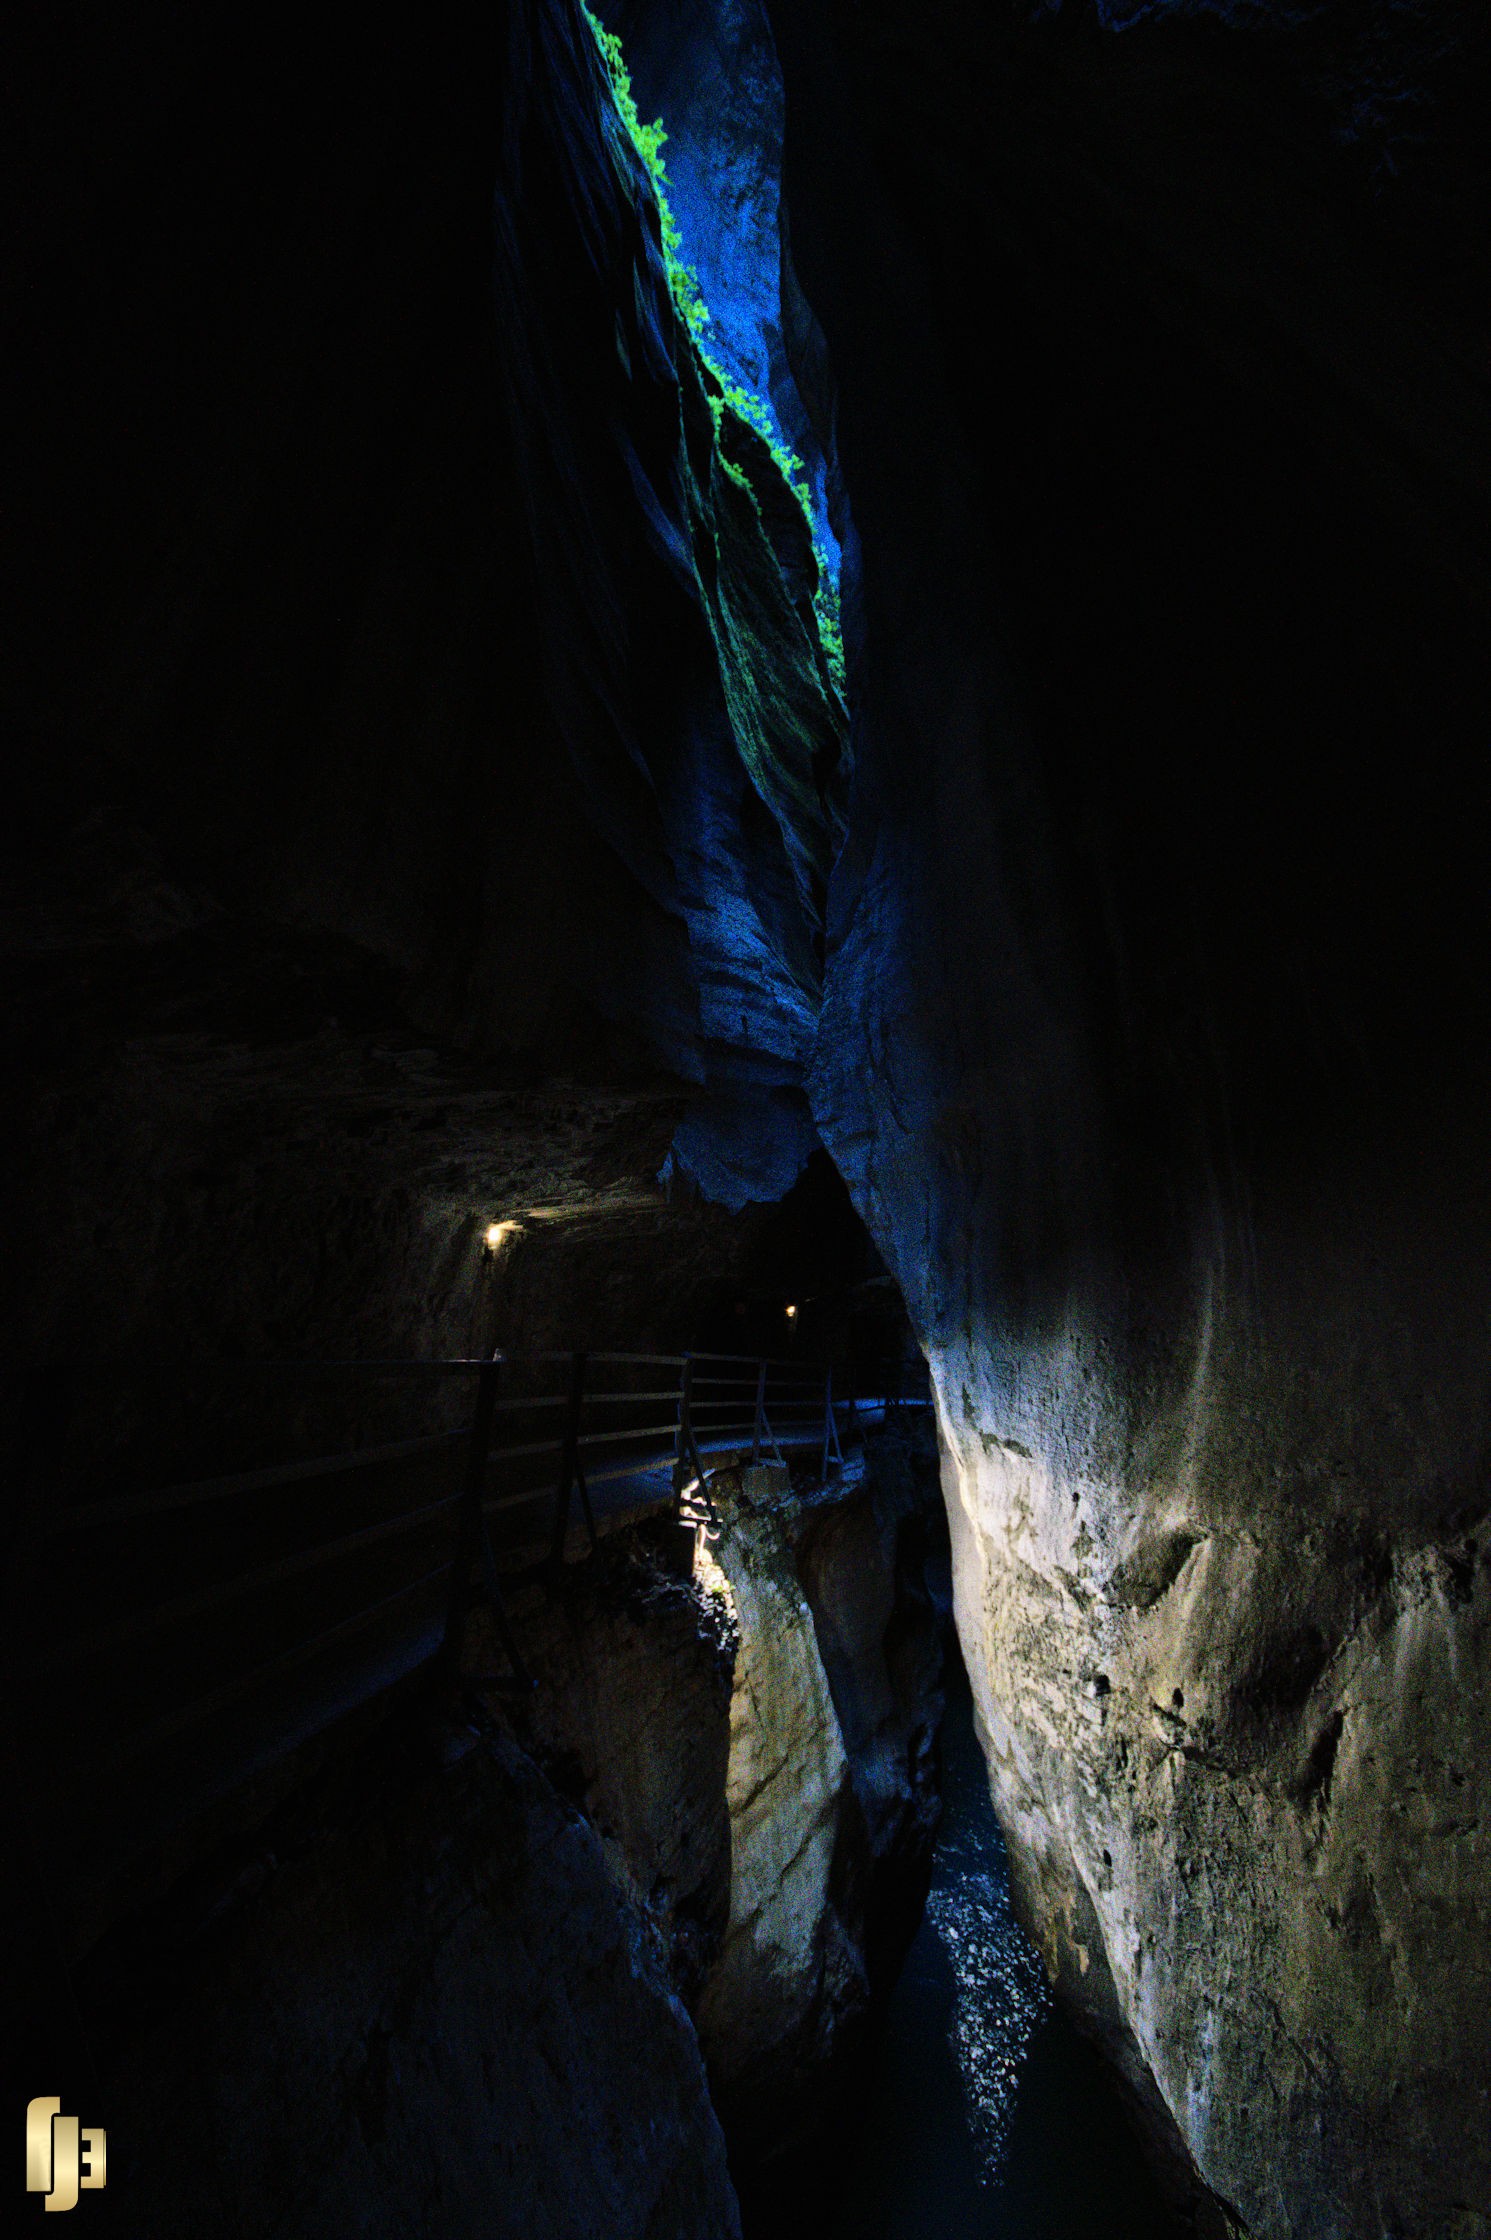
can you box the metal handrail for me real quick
[34,1348,845,1378]
[13,1345,923,1882]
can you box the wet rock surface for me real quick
[737,1664,1189,2240]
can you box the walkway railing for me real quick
[8,1349,925,1921]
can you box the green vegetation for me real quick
[582,7,711,344]
[582,6,845,694]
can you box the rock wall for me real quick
[785,1423,945,1985]
[73,1458,943,2230]
[3,0,846,1429]
[89,1709,739,2240]
[767,1,1491,2232]
[694,1482,862,2150]
[484,1453,946,2164]
[478,1521,738,2004]
[692,1452,945,2161]
[18,0,1489,2226]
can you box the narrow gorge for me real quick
[5,2,1488,2236]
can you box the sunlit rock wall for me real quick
[770,0,1491,2231]
[598,0,844,569]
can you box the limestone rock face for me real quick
[785,1429,946,1975]
[695,1445,945,2155]
[496,1485,873,2156]
[74,1480,943,2232]
[936,1332,1491,2239]
[96,1716,740,2240]
[479,1526,738,2002]
[479,1469,945,2164]
[767,1,1491,2231]
[5,0,847,1400]
[695,1489,860,2135]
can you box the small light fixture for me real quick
[785,1303,798,1322]
[483,1220,520,1255]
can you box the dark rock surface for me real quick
[766,1,1491,2232]
[69,1471,944,2235]
[475,1523,739,2004]
[784,1421,947,1991]
[10,0,1491,2231]
[494,0,846,1211]
[3,0,845,1415]
[88,1708,740,2239]
[692,1440,945,2163]
[473,1456,947,2169]
[4,11,854,2224]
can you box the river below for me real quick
[740,1655,1186,2240]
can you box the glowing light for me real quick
[785,1303,798,1321]
[483,1220,520,1255]
[693,1532,737,1620]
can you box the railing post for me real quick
[549,1349,597,1570]
[756,1360,785,1470]
[674,1354,720,1531]
[820,1365,845,1483]
[750,1360,767,1468]
[574,1352,598,1555]
[673,1354,694,1519]
[446,1354,530,1689]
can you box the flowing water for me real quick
[740,1657,1186,2240]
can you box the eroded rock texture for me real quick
[4,0,845,1398]
[13,0,1490,2228]
[695,1481,863,2145]
[476,1523,738,2004]
[769,1,1491,2232]
[479,1454,946,2166]
[693,1448,946,2156]
[5,6,854,2219]
[784,1424,947,1987]
[56,1461,943,2237]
